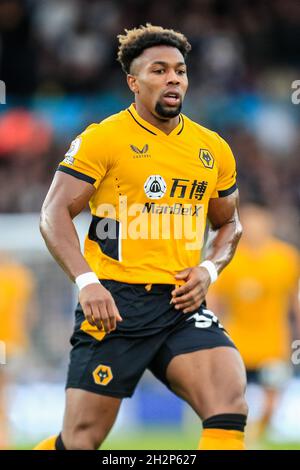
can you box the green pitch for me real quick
[17,427,300,450]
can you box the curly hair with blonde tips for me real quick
[117,23,191,74]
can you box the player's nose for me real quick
[166,69,180,85]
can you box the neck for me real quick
[134,101,180,135]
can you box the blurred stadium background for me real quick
[0,0,299,450]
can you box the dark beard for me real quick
[155,100,182,119]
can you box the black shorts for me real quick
[66,280,236,398]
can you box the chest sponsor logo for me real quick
[143,202,202,216]
[199,149,214,169]
[170,178,208,200]
[144,175,167,199]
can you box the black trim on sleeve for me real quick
[218,183,237,197]
[57,165,96,185]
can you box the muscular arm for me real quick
[171,190,242,313]
[40,172,122,332]
[205,189,242,274]
[40,172,95,281]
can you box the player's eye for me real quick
[177,69,186,75]
[152,69,165,74]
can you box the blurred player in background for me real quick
[0,251,35,449]
[34,24,248,451]
[208,203,300,446]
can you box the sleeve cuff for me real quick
[217,182,237,197]
[57,165,96,186]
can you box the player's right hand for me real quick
[79,283,123,333]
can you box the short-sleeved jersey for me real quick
[0,262,35,354]
[58,103,237,284]
[208,239,300,368]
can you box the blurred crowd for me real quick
[1,0,299,94]
[0,0,299,245]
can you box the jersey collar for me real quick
[127,103,184,137]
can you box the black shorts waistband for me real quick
[99,280,207,307]
[99,279,180,293]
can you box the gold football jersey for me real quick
[58,103,237,284]
[209,239,300,367]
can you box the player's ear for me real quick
[127,74,139,94]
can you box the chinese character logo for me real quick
[170,178,208,200]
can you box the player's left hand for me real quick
[170,266,211,313]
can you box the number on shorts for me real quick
[191,309,223,329]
